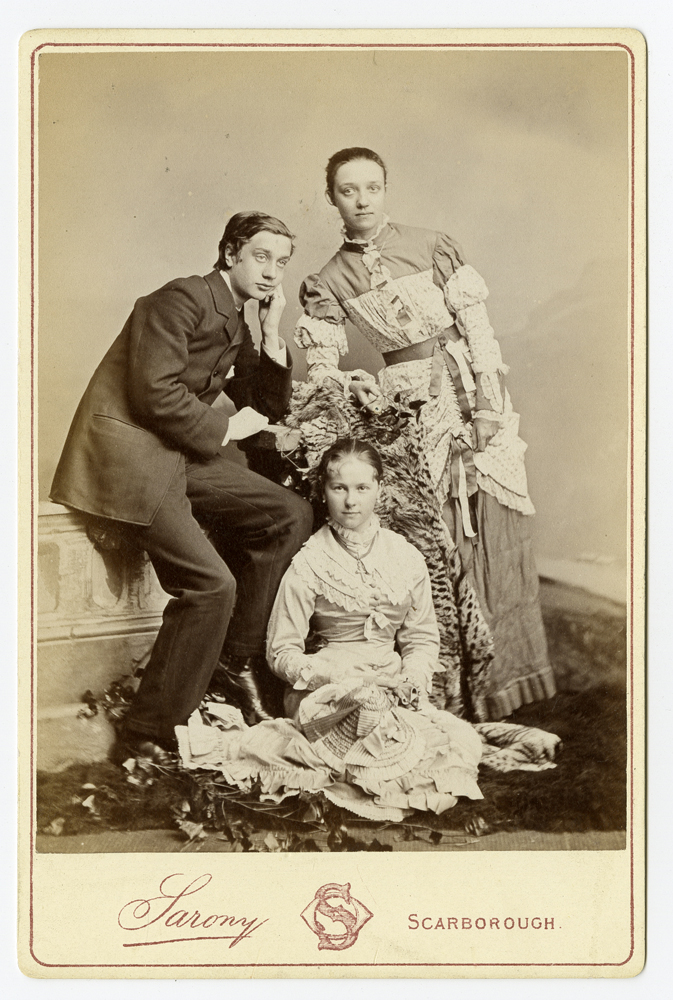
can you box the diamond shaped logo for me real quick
[301,882,373,951]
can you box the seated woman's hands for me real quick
[391,680,421,711]
[302,667,380,693]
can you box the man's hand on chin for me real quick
[258,285,286,353]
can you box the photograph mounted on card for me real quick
[17,26,645,978]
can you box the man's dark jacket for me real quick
[51,270,293,525]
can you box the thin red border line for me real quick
[22,961,641,969]
[627,34,637,969]
[29,40,635,52]
[29,39,37,970]
[28,38,639,970]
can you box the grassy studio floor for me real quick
[35,579,628,853]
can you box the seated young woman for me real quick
[177,438,483,821]
[175,438,559,822]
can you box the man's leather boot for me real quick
[210,655,276,726]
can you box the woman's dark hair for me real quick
[214,211,295,270]
[317,437,384,492]
[325,147,387,200]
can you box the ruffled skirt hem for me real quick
[175,703,483,820]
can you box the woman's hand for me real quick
[305,673,333,692]
[349,379,385,415]
[473,414,500,452]
[258,285,286,352]
[392,680,421,710]
[306,668,379,692]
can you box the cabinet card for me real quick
[18,26,646,979]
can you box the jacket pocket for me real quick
[78,414,181,525]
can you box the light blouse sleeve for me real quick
[293,274,353,389]
[433,233,509,417]
[395,553,442,695]
[266,559,330,691]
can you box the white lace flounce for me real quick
[176,697,484,822]
[476,472,536,516]
[292,528,412,613]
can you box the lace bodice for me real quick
[294,224,510,427]
[296,224,466,358]
[292,222,535,516]
[266,524,441,694]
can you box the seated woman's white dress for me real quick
[176,518,484,822]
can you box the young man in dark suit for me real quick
[51,211,313,758]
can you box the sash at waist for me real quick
[381,326,461,367]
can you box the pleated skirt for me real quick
[447,491,556,720]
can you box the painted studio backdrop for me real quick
[37,49,629,596]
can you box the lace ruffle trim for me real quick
[327,513,380,551]
[476,371,506,414]
[476,471,536,515]
[292,531,412,612]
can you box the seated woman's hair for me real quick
[215,211,295,270]
[325,147,388,199]
[317,438,384,490]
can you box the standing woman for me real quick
[292,147,555,721]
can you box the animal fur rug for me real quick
[244,380,494,720]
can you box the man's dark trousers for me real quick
[122,452,312,741]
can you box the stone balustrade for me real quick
[36,501,169,771]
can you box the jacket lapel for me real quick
[204,270,245,345]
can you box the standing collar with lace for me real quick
[341,215,391,253]
[327,514,380,558]
[340,217,398,296]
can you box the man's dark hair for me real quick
[215,211,295,270]
[325,147,388,199]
